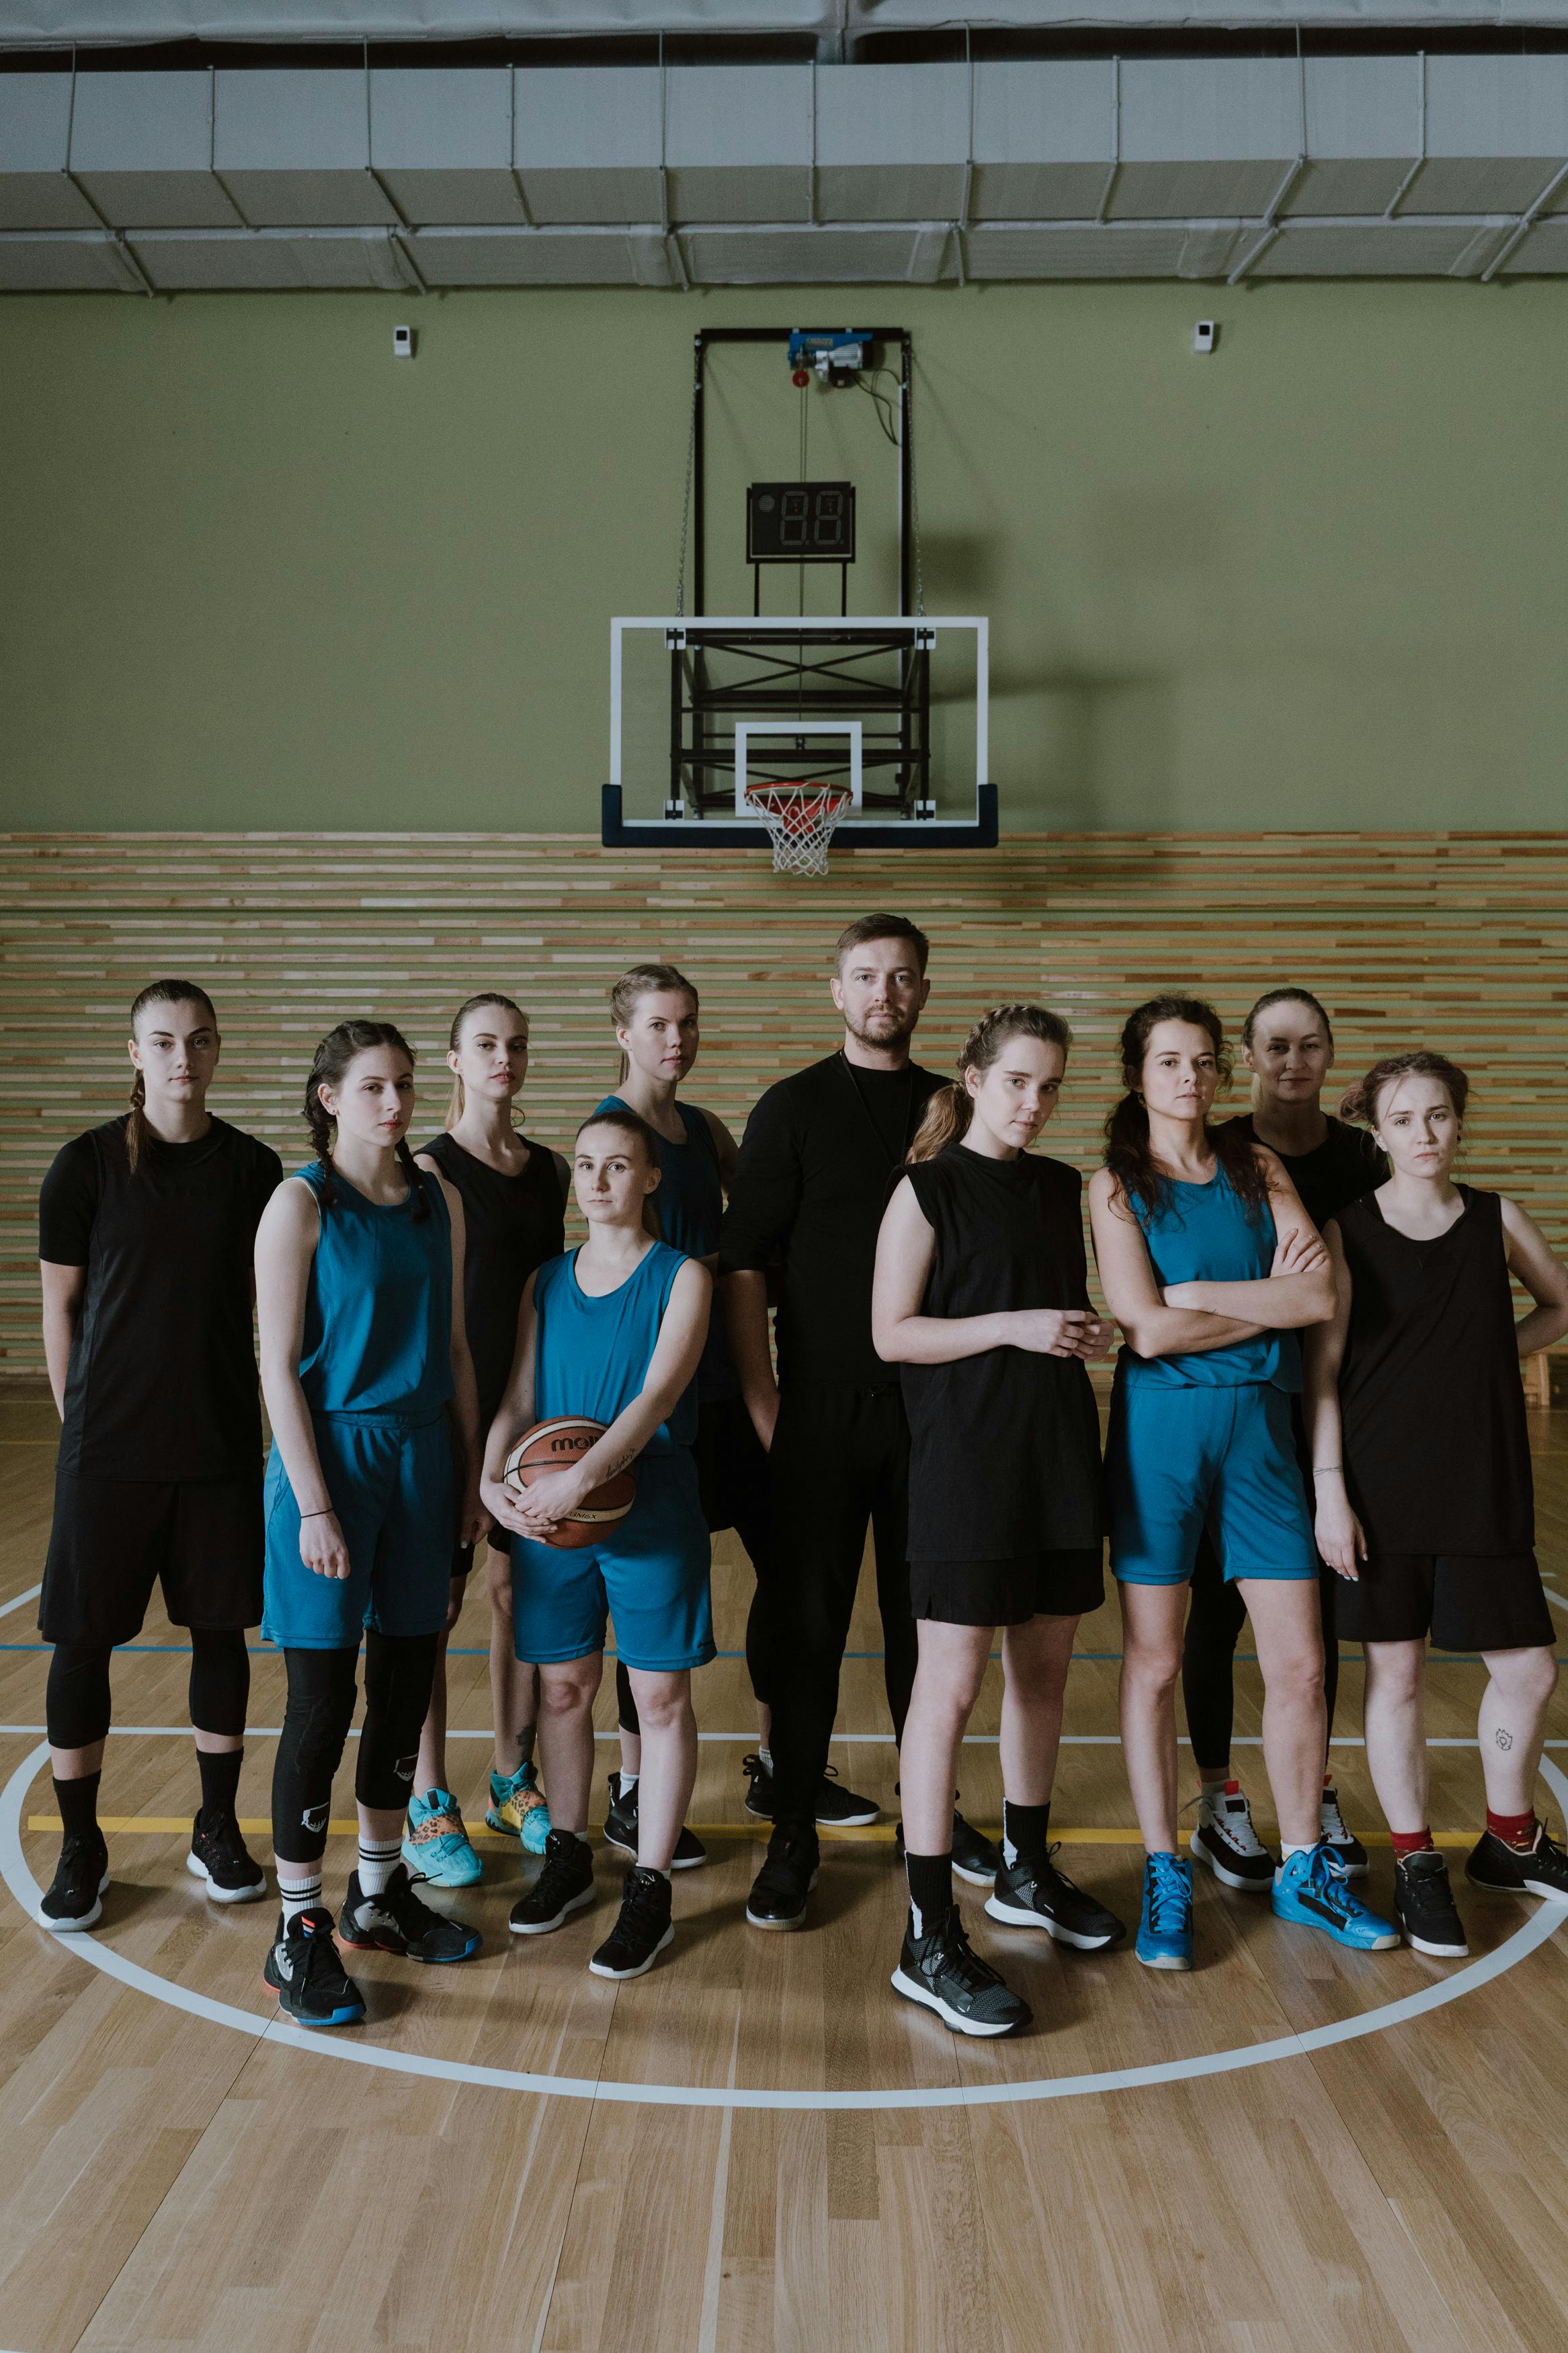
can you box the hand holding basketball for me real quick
[500,1417,638,1550]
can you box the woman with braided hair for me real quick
[871,1006,1117,2038]
[253,1021,488,2027]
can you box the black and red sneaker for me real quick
[1466,1822,1568,1903]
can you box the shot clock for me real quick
[746,481,856,565]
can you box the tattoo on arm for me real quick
[595,1443,637,1481]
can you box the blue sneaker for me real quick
[402,1788,483,1888]
[1272,1842,1398,1950]
[487,1762,552,1857]
[1137,1851,1194,1971]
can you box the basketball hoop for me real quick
[743,781,853,878]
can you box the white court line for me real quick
[1,1739,1565,2114]
[1541,1584,1567,1618]
[0,1585,41,1621]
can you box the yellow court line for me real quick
[23,1816,1472,1850]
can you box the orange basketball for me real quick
[502,1416,636,1550]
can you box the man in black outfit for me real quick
[720,913,1000,1931]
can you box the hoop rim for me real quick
[742,780,854,808]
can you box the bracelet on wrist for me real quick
[300,1507,336,1519]
[1311,1465,1343,1478]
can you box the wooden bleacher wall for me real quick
[1,829,1563,1376]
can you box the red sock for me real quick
[1487,1807,1538,1851]
[1389,1827,1436,1860]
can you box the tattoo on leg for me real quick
[1495,1727,1514,1751]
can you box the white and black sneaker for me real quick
[985,1849,1126,1951]
[185,1810,266,1904]
[892,1905,1032,2038]
[510,1828,597,1934]
[263,1905,366,2028]
[339,1864,481,1963]
[1189,1780,1276,1892]
[39,1831,110,1933]
[602,1772,706,1869]
[1393,1850,1469,1957]
[1320,1782,1368,1876]
[589,1867,675,1980]
[742,1753,880,1829]
[1466,1822,1568,1902]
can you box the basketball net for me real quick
[743,781,853,879]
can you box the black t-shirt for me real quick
[40,1115,282,1482]
[719,1051,943,1388]
[1225,1112,1385,1231]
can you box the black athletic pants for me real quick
[759,1382,917,1825]
[46,1625,250,1751]
[1182,1538,1340,1773]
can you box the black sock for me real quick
[1001,1799,1051,1876]
[54,1771,102,1844]
[197,1746,243,1823]
[905,1849,952,1938]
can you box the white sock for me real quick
[1280,1842,1314,1860]
[759,1747,773,1769]
[278,1872,323,1927]
[357,1836,401,1895]
[619,1769,639,1793]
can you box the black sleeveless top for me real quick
[38,1114,282,1482]
[899,1144,1103,1561]
[1336,1185,1532,1554]
[419,1132,566,1427]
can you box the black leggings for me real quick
[46,1626,251,1751]
[272,1630,440,1864]
[1182,1543,1339,1774]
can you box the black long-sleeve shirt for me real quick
[717,1050,944,1389]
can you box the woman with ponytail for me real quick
[253,1021,487,2027]
[36,981,282,1932]
[872,1007,1117,2036]
[1089,995,1397,1972]
[404,994,570,1885]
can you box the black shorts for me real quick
[692,1391,768,1540]
[911,1547,1104,1629]
[452,1528,511,1578]
[1335,1551,1555,1653]
[40,1472,263,1646]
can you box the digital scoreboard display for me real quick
[747,481,856,564]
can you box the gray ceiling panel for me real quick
[370,67,524,225]
[1251,218,1494,274]
[1282,158,1416,217]
[0,77,100,227]
[409,225,669,285]
[815,63,966,219]
[665,67,812,221]
[0,228,142,288]
[69,70,242,227]
[130,224,411,288]
[1500,214,1568,268]
[214,69,399,225]
[514,69,661,224]
[678,222,937,281]
[1110,161,1294,218]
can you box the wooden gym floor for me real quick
[0,1380,1565,2353]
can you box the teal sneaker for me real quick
[487,1762,552,1857]
[1136,1851,1195,1971]
[1272,1842,1398,1950]
[402,1788,483,1888]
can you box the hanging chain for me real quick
[674,357,700,617]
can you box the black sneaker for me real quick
[589,1867,675,1980]
[263,1905,366,2028]
[742,1753,879,1828]
[745,1821,820,1930]
[38,1831,110,1933]
[1466,1822,1568,1902]
[891,1905,1032,2038]
[985,1849,1126,1951]
[897,1809,1001,1888]
[185,1810,266,1905]
[1189,1780,1276,1892]
[339,1864,481,1963]
[602,1771,706,1870]
[509,1827,596,1936]
[1393,1849,1469,1957]
[1320,1783,1368,1877]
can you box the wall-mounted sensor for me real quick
[1192,320,1217,355]
[393,324,415,360]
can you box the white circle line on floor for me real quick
[3,1741,1564,2115]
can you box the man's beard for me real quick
[845,1005,919,1051]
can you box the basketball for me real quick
[501,1415,636,1549]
